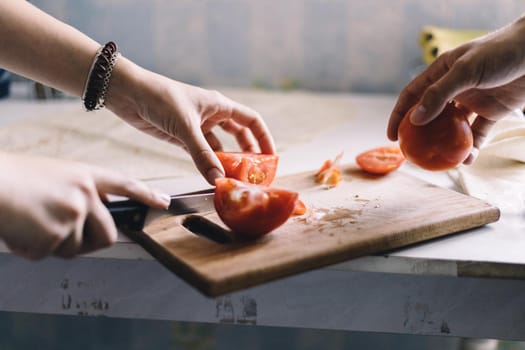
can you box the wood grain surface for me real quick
[124,165,500,297]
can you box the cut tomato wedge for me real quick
[355,146,405,175]
[316,152,343,186]
[214,178,298,238]
[216,152,279,186]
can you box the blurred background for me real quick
[3,1,525,349]
[12,0,525,95]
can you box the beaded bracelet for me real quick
[82,41,120,111]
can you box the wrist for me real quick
[81,42,120,111]
[104,57,146,115]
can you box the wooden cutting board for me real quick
[124,165,500,297]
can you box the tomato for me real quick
[216,152,279,186]
[398,102,473,171]
[214,178,298,238]
[355,146,405,175]
[316,152,343,186]
[293,199,307,216]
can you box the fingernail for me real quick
[463,148,479,165]
[410,105,427,125]
[207,168,224,184]
[157,192,171,209]
[469,147,480,163]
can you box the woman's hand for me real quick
[106,60,276,185]
[0,153,169,260]
[1,1,275,185]
[388,16,525,163]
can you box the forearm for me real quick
[0,0,99,96]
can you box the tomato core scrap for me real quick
[316,152,343,186]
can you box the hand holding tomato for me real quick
[388,15,525,163]
[107,67,276,186]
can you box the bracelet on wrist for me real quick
[81,41,120,111]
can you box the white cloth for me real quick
[449,112,525,214]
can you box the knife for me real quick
[105,188,215,231]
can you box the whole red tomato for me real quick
[398,102,473,171]
[214,178,298,238]
[216,152,279,186]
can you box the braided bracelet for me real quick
[82,41,120,111]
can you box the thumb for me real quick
[463,115,497,165]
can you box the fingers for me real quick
[1,154,167,260]
[463,115,496,165]
[387,88,422,141]
[410,60,474,126]
[79,199,118,255]
[184,127,225,185]
[219,119,258,153]
[201,116,258,153]
[199,94,275,155]
[55,167,164,257]
[54,196,117,258]
[91,167,170,209]
[204,130,223,151]
[229,100,276,154]
[183,93,275,184]
[387,59,448,141]
[53,217,84,258]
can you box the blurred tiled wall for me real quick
[32,0,525,93]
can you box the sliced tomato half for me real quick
[214,178,298,238]
[216,152,279,186]
[355,146,405,175]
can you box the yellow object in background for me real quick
[419,26,488,64]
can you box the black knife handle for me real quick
[105,200,148,231]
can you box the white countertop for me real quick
[1,89,524,280]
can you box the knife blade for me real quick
[105,188,215,231]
